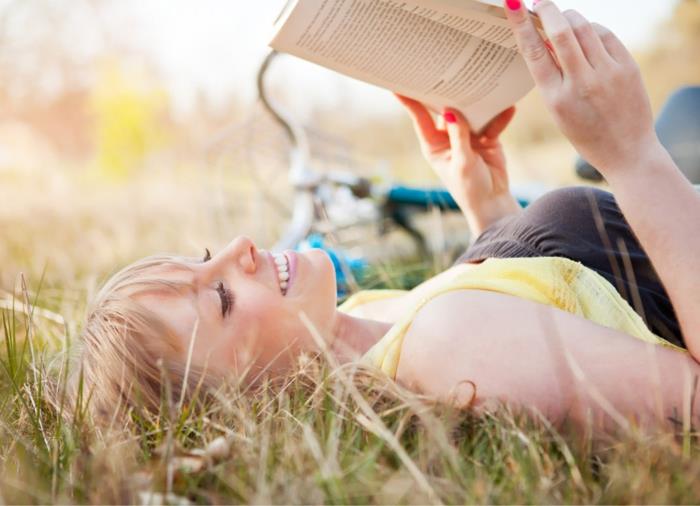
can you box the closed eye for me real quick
[216,281,233,318]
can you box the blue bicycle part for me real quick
[387,185,531,210]
[296,234,368,297]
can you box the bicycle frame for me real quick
[256,49,539,294]
[258,51,317,252]
[259,50,466,249]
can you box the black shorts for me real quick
[457,187,683,347]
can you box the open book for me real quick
[269,0,537,132]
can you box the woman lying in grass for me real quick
[73,1,700,431]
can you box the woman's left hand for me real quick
[503,0,658,179]
[396,94,521,236]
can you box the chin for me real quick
[307,249,338,298]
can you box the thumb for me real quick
[443,109,473,160]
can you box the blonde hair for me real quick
[69,255,219,425]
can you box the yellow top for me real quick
[338,257,681,379]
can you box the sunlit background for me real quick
[4,1,675,116]
[109,0,678,116]
[1,0,699,300]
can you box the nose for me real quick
[218,236,258,274]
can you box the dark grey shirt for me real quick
[457,187,683,348]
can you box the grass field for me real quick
[2,1,700,500]
[2,286,700,504]
[2,155,700,505]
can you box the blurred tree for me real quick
[641,0,700,109]
[671,0,700,40]
[91,61,169,180]
[0,0,114,102]
[0,0,127,159]
[506,0,700,149]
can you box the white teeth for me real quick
[273,254,290,295]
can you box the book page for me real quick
[270,0,534,131]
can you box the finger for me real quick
[482,106,516,140]
[563,10,613,68]
[543,39,562,70]
[504,0,561,90]
[435,113,447,133]
[591,23,634,65]
[534,0,590,76]
[443,108,473,160]
[395,94,448,150]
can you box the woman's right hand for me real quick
[504,0,662,179]
[395,94,521,236]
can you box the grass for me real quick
[3,260,700,505]
[2,152,700,504]
[2,7,700,497]
[2,303,700,504]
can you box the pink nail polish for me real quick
[506,0,521,10]
[444,111,457,124]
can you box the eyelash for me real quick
[216,281,233,318]
[203,248,232,317]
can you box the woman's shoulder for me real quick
[403,288,526,339]
[338,290,408,323]
[395,289,560,389]
[395,285,614,380]
[339,262,483,323]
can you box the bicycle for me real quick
[236,50,542,296]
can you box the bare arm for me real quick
[504,1,700,361]
[603,146,700,360]
[396,290,700,431]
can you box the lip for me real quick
[283,250,297,294]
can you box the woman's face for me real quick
[140,236,338,379]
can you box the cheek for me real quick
[237,297,300,346]
[237,302,312,373]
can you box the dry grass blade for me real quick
[298,310,443,505]
[0,299,66,328]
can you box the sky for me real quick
[120,0,675,118]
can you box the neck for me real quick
[329,310,392,364]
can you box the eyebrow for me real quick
[137,264,198,301]
[159,259,225,319]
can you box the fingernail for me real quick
[443,111,457,124]
[506,0,521,10]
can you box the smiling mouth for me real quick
[272,253,290,295]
